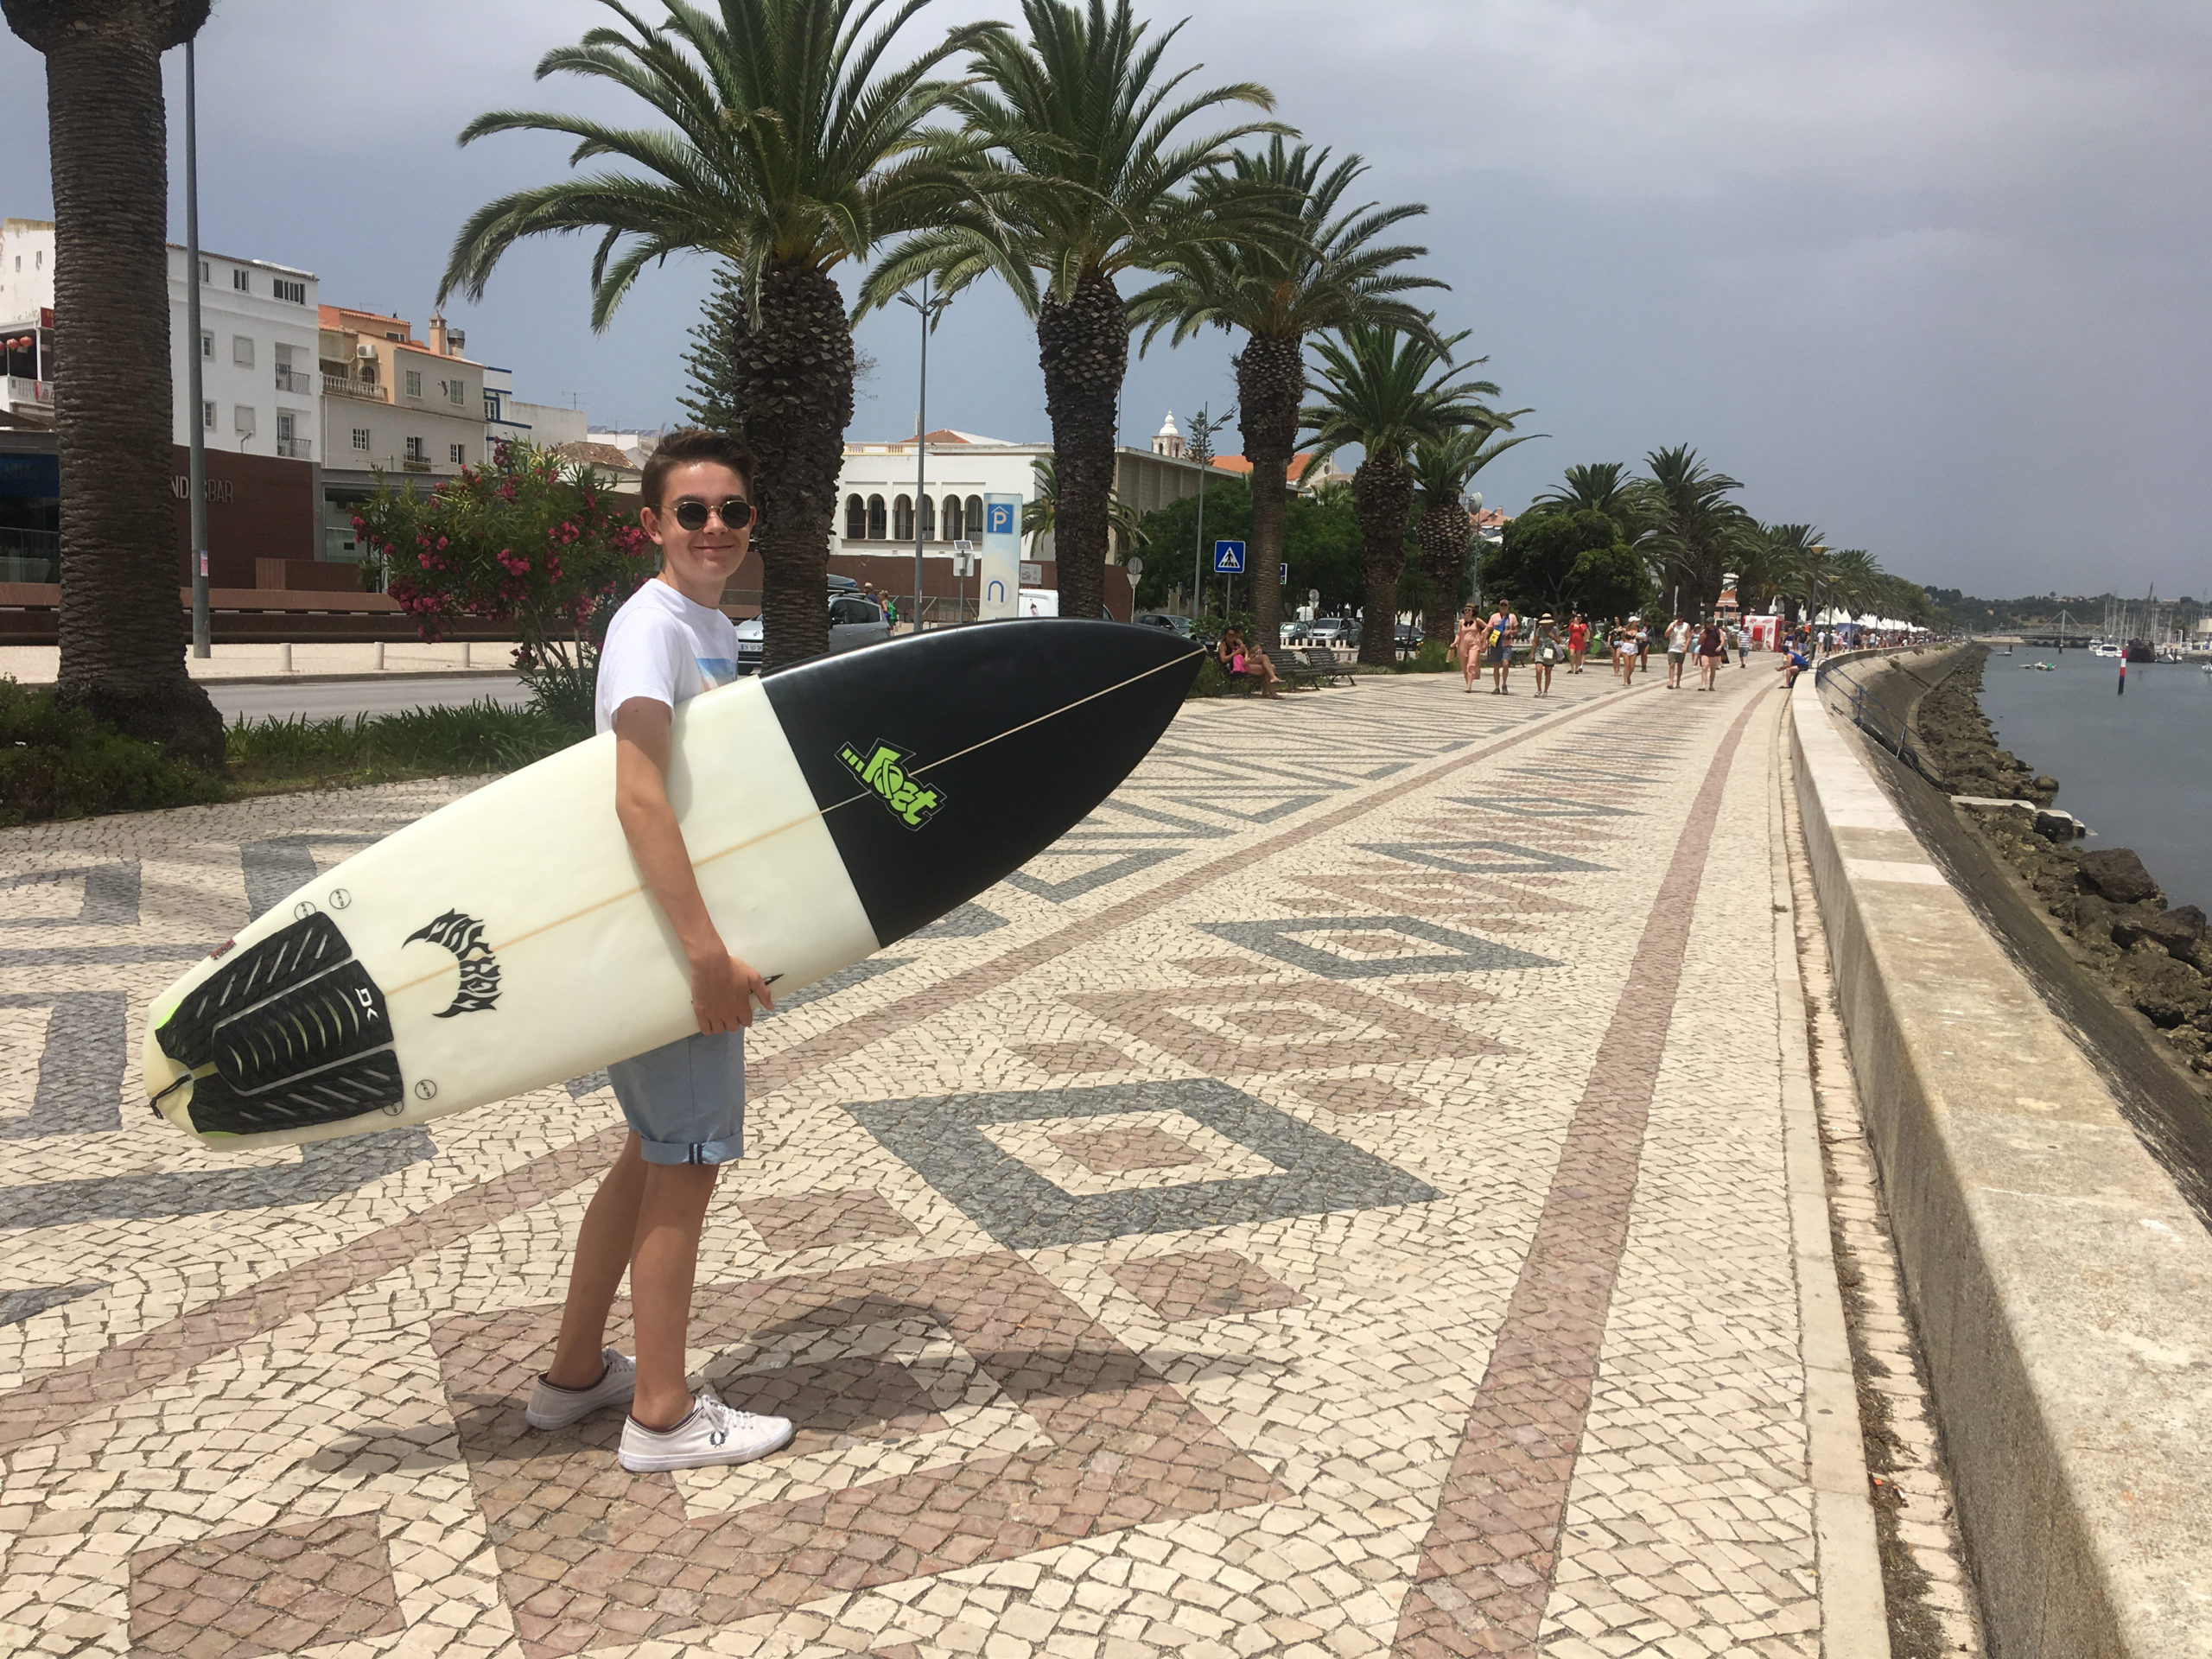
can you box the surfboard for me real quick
[144,620,1201,1149]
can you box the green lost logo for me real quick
[837,739,946,829]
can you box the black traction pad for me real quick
[156,914,405,1135]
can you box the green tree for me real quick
[1636,444,1756,616]
[1128,140,1443,651]
[1482,509,1645,620]
[439,0,991,671]
[1408,424,1541,645]
[1301,323,1506,667]
[1529,461,1642,529]
[3,0,224,765]
[677,260,746,434]
[1020,455,1144,556]
[1131,477,1366,617]
[865,0,1285,620]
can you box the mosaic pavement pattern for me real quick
[0,664,1837,1657]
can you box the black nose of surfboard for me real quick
[762,620,1203,946]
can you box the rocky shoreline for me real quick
[1919,651,2212,1081]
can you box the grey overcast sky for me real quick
[4,0,2209,598]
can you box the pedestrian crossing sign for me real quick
[1212,539,1246,574]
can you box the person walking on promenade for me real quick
[1489,606,1516,693]
[1531,613,1561,696]
[1664,613,1692,689]
[1611,617,1635,686]
[533,429,793,1475]
[1732,619,1749,666]
[1454,605,1486,694]
[1567,612,1589,674]
[1696,617,1723,690]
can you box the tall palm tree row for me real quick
[864,0,1284,622]
[1128,141,1444,650]
[1529,461,1643,530]
[3,0,225,765]
[1302,324,1507,669]
[1408,423,1541,646]
[1633,444,1757,617]
[440,0,995,671]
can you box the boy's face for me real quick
[642,461,754,589]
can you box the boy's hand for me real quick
[689,949,775,1033]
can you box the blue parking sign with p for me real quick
[986,501,1016,537]
[1212,539,1246,574]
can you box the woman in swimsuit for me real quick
[1217,626,1281,697]
[1453,605,1486,694]
[1531,613,1561,697]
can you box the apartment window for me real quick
[199,332,213,359]
[233,404,256,437]
[404,435,425,461]
[447,378,465,406]
[272,278,306,305]
[351,428,371,453]
[232,335,253,367]
[448,442,467,465]
[893,495,913,542]
[844,494,866,540]
[202,401,216,430]
[232,268,250,293]
[198,259,210,283]
[404,368,423,398]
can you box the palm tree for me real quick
[1757,522,1825,620]
[1302,323,1507,669]
[1637,444,1755,617]
[3,0,223,764]
[1127,141,1443,651]
[1530,461,1640,531]
[865,0,1285,622]
[1020,455,1144,557]
[439,0,992,671]
[1409,423,1541,646]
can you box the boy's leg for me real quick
[545,1135,649,1389]
[628,1161,721,1429]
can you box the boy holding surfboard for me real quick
[524,429,796,1473]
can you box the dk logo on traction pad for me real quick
[838,739,945,829]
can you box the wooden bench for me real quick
[1274,645,1357,689]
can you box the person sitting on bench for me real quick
[1217,626,1281,697]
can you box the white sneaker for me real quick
[619,1389,795,1472]
[524,1350,636,1430]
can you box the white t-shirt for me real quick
[1667,621,1692,653]
[594,577,740,734]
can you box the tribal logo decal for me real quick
[403,909,504,1017]
[837,739,946,829]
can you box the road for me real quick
[207,673,528,723]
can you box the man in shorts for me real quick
[1665,614,1691,688]
[524,429,795,1474]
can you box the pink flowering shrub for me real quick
[354,442,653,725]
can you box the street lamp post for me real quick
[184,38,209,657]
[894,273,952,632]
[1183,404,1233,624]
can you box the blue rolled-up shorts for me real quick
[607,1028,745,1166]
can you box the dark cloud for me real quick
[3,0,2206,595]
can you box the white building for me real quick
[486,368,587,453]
[831,422,1217,563]
[3,216,321,455]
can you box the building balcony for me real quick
[3,374,54,410]
[323,373,385,401]
[275,437,312,460]
[275,366,314,395]
[400,456,432,473]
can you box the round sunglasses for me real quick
[670,496,756,532]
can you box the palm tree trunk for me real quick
[1353,453,1412,669]
[738,260,852,671]
[10,0,221,765]
[1416,501,1469,647]
[1037,265,1125,622]
[1234,330,1300,653]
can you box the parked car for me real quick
[1134,613,1193,638]
[1304,618,1349,647]
[1394,623,1421,652]
[734,585,891,672]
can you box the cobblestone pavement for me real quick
[0,661,1900,1657]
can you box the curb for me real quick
[1789,659,2212,1656]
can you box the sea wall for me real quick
[1790,652,2212,1657]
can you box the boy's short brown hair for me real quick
[640,429,758,510]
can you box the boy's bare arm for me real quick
[611,696,774,1033]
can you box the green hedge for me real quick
[0,681,221,827]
